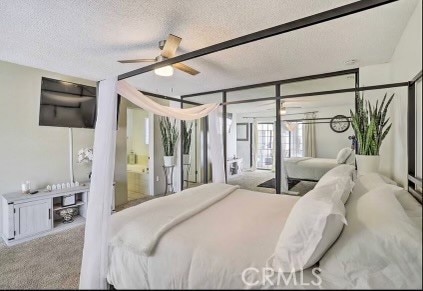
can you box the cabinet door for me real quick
[14,199,51,239]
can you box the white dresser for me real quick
[1,183,90,246]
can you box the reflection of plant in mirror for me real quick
[159,117,179,156]
[182,122,193,155]
[350,93,394,155]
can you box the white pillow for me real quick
[320,164,355,182]
[315,176,355,204]
[350,172,396,202]
[270,184,347,272]
[336,148,353,164]
[319,185,422,289]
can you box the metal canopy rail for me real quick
[182,69,357,99]
[220,82,409,106]
[118,0,397,81]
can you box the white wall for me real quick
[359,0,422,186]
[311,106,353,159]
[283,105,354,159]
[127,108,149,166]
[390,0,422,186]
[0,60,95,234]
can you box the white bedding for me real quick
[110,183,239,256]
[285,157,339,181]
[107,186,321,289]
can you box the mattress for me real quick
[107,188,323,289]
[285,157,339,181]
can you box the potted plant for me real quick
[159,117,179,167]
[182,122,193,165]
[350,93,394,173]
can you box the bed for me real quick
[284,148,355,181]
[107,184,317,289]
[107,175,422,289]
[284,157,340,181]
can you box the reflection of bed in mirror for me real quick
[285,157,340,181]
[285,150,355,181]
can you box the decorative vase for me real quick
[163,156,175,167]
[356,155,380,173]
[58,207,79,224]
[183,154,191,165]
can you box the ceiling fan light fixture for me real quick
[154,65,174,77]
[280,107,287,115]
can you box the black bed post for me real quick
[180,99,185,191]
[222,92,228,181]
[203,116,209,183]
[354,69,360,154]
[407,70,422,202]
[275,84,282,194]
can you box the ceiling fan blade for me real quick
[118,58,156,64]
[161,34,182,58]
[172,62,200,75]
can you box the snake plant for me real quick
[182,122,193,155]
[159,117,179,156]
[350,93,394,155]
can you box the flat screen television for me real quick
[39,77,97,128]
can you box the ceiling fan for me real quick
[280,101,301,115]
[118,34,199,77]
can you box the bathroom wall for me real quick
[127,108,149,167]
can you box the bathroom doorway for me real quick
[127,108,152,201]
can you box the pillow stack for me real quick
[269,165,355,272]
[319,184,422,289]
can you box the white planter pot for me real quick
[356,155,380,173]
[163,156,175,167]
[183,154,191,165]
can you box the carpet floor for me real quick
[0,225,85,290]
[0,195,156,290]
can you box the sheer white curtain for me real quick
[251,119,258,171]
[303,113,316,157]
[80,77,118,289]
[79,79,222,289]
[208,107,226,183]
[117,80,219,120]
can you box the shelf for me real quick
[54,215,85,230]
[53,200,84,211]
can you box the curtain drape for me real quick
[251,119,258,171]
[79,78,118,289]
[117,80,219,120]
[304,113,316,157]
[208,107,226,183]
[280,124,289,193]
[79,79,222,289]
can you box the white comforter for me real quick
[285,157,339,181]
[107,184,318,289]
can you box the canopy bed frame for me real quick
[116,0,408,195]
[79,0,422,289]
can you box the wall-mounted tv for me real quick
[39,77,97,128]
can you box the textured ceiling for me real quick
[0,0,418,96]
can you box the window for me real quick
[257,123,274,170]
[281,123,304,158]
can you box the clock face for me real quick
[330,115,350,133]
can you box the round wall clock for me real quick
[330,115,350,133]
